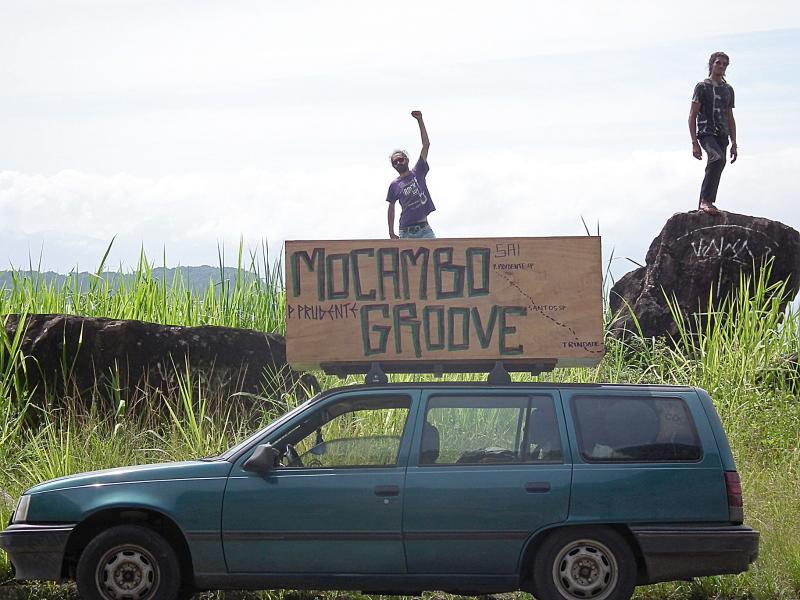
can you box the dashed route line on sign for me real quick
[496,271,604,354]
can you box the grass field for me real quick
[1,255,798,599]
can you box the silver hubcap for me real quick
[96,544,158,599]
[553,538,618,600]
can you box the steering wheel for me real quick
[284,443,303,467]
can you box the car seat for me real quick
[529,402,563,461]
[420,421,440,464]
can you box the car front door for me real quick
[222,389,417,573]
[402,389,572,575]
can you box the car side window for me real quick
[420,395,562,466]
[572,395,702,462]
[277,396,411,469]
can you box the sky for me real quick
[2,0,799,286]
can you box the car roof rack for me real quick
[320,361,557,385]
[365,362,388,385]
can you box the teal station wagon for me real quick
[1,383,759,600]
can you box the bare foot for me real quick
[699,201,720,215]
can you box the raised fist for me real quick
[411,110,423,120]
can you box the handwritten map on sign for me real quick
[285,237,603,372]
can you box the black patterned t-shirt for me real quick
[692,78,735,137]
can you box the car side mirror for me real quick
[243,443,280,473]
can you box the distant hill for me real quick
[0,266,266,295]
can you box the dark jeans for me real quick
[699,134,729,205]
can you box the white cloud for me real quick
[2,146,797,278]
[2,1,799,95]
[1,2,798,277]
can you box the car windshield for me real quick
[213,398,315,461]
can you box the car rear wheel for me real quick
[532,527,636,600]
[76,524,181,600]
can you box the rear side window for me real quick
[421,395,562,465]
[572,395,702,462]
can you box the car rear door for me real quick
[402,387,571,574]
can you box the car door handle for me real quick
[374,485,400,497]
[524,482,551,493]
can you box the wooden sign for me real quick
[285,237,604,374]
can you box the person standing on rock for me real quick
[387,111,436,239]
[689,51,738,215]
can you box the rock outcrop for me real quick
[610,211,800,339]
[2,314,319,407]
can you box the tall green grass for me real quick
[1,256,799,599]
[0,241,285,333]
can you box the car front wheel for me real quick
[532,527,636,600]
[76,524,181,600]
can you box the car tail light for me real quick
[725,471,744,523]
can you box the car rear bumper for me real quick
[0,523,75,581]
[631,525,759,584]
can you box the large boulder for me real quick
[1,314,318,407]
[610,211,800,339]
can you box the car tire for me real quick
[76,524,182,600]
[532,526,636,600]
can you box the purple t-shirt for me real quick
[386,157,436,227]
